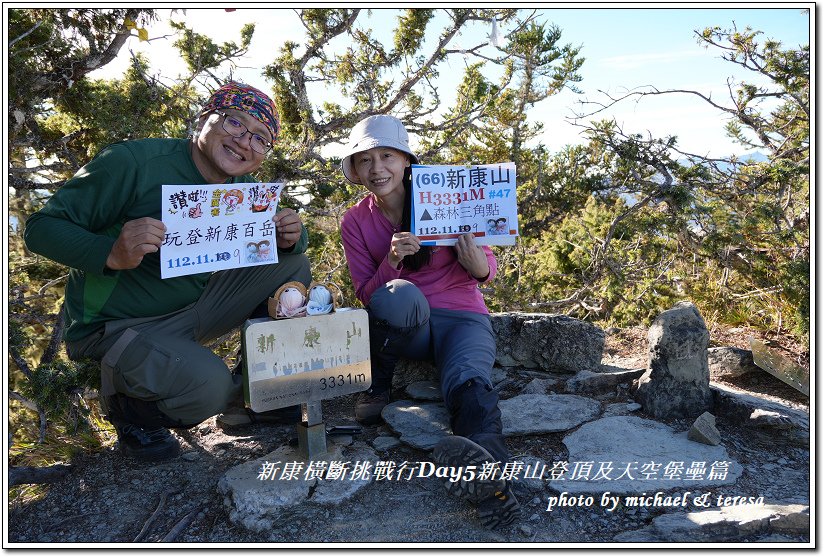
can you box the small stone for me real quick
[372,436,401,451]
[491,367,508,385]
[501,394,601,436]
[181,452,199,461]
[688,411,721,446]
[626,403,642,412]
[566,368,645,395]
[329,434,354,446]
[405,381,442,401]
[381,400,451,450]
[520,378,558,395]
[519,524,533,537]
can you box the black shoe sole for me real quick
[478,489,521,530]
[432,436,508,504]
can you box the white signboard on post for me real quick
[242,309,372,412]
[160,182,282,278]
[410,163,519,246]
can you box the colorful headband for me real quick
[201,82,279,142]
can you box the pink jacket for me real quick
[341,194,496,315]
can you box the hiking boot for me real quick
[217,405,301,428]
[354,388,391,425]
[114,422,180,462]
[476,484,521,529]
[433,435,521,529]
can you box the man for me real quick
[24,82,311,462]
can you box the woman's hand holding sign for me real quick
[454,233,490,281]
[387,232,421,269]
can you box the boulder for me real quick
[554,415,742,494]
[635,302,713,419]
[615,503,810,542]
[711,383,809,443]
[492,312,604,372]
[708,346,760,378]
[218,443,376,533]
[391,312,603,390]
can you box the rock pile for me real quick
[217,301,809,542]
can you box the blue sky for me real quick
[91,6,811,158]
[535,7,810,156]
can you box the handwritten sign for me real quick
[411,163,519,246]
[160,182,281,278]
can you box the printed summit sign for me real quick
[410,162,519,246]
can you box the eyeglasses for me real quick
[215,111,273,155]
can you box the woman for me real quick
[339,115,519,529]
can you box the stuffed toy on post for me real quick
[268,281,308,319]
[306,281,343,315]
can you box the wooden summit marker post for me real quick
[241,309,371,459]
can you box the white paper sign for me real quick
[410,163,519,246]
[160,182,281,278]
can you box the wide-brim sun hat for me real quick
[341,115,419,184]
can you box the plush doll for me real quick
[305,281,343,315]
[268,281,308,319]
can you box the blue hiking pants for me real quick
[368,279,509,461]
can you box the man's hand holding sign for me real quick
[23,81,316,464]
[273,207,303,250]
[106,217,167,271]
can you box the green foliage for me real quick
[171,20,254,75]
[523,195,679,325]
[41,55,196,163]
[8,319,29,358]
[7,8,809,467]
[393,10,435,56]
[20,360,101,424]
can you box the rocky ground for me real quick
[6,325,811,546]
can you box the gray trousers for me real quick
[368,279,497,406]
[67,253,311,425]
